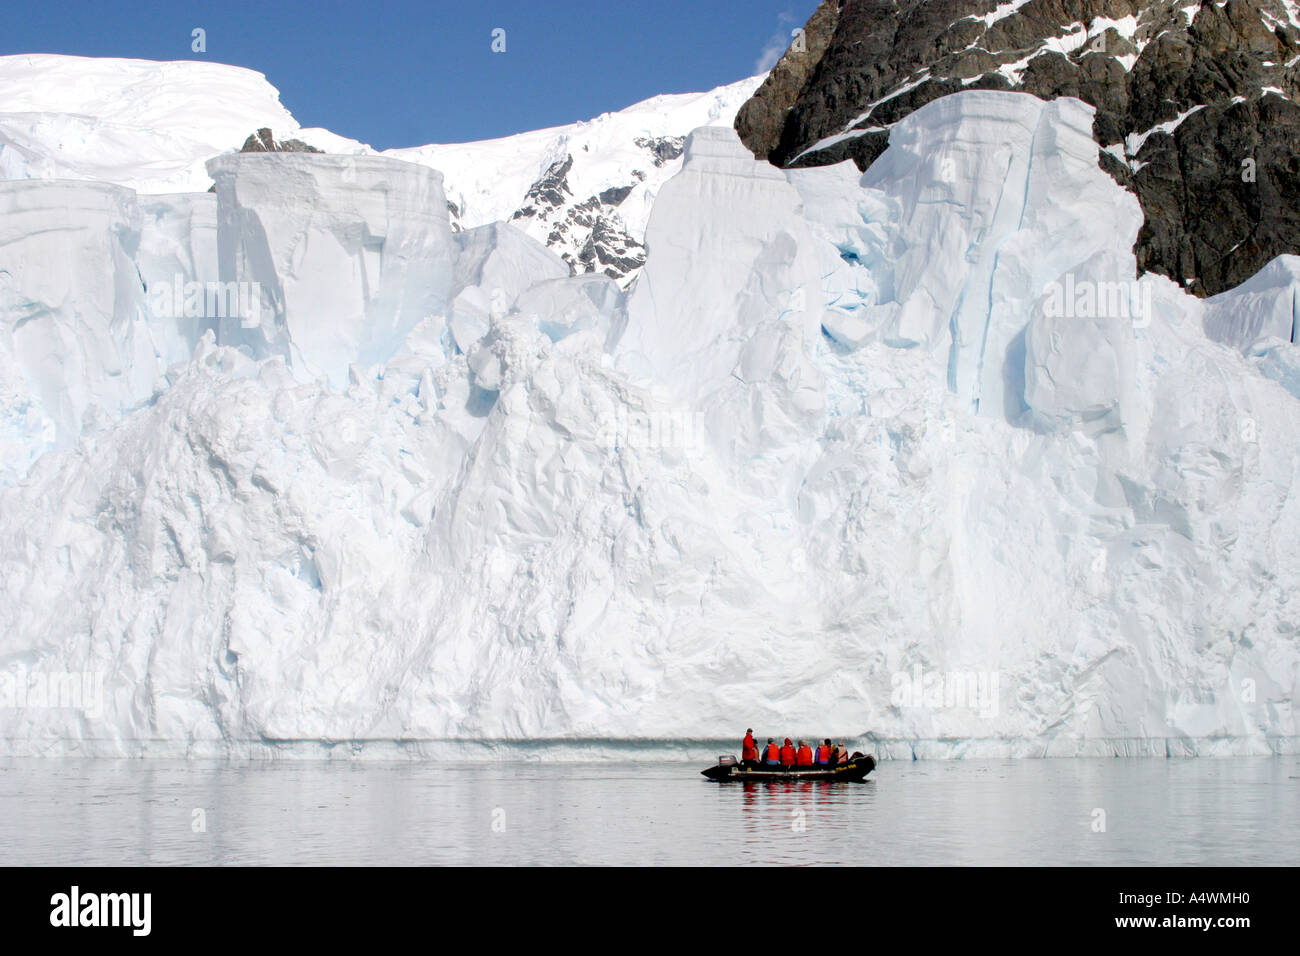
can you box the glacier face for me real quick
[0,180,160,481]
[0,85,1298,759]
[206,153,455,388]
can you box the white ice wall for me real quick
[0,91,1297,758]
[614,126,825,398]
[0,180,155,481]
[136,192,220,367]
[206,153,456,387]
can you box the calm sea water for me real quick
[1,756,1295,866]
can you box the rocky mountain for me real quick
[498,136,686,283]
[388,99,753,290]
[737,0,1300,297]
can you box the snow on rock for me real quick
[386,77,764,268]
[205,153,455,388]
[0,88,1299,758]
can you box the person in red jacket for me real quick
[779,738,796,765]
[742,729,758,764]
[796,740,814,766]
[764,738,780,764]
[816,739,832,765]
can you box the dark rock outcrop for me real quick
[239,127,324,154]
[735,0,843,160]
[577,217,646,280]
[598,185,633,206]
[633,135,686,166]
[737,0,1300,295]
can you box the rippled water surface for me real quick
[1,756,1296,865]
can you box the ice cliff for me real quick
[0,66,1297,758]
[206,153,455,387]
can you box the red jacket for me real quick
[816,744,831,764]
[780,740,796,764]
[764,742,780,763]
[796,744,813,766]
[742,734,757,761]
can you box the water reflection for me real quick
[0,756,1294,865]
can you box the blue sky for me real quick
[0,0,821,149]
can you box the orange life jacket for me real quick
[764,742,780,763]
[780,742,796,764]
[816,745,831,764]
[796,745,813,766]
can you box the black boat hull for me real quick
[701,754,876,782]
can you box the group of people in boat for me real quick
[741,729,852,768]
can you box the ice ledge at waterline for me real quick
[1,91,1299,756]
[0,736,1295,761]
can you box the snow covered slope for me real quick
[1,84,1297,759]
[0,54,760,287]
[0,55,300,193]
